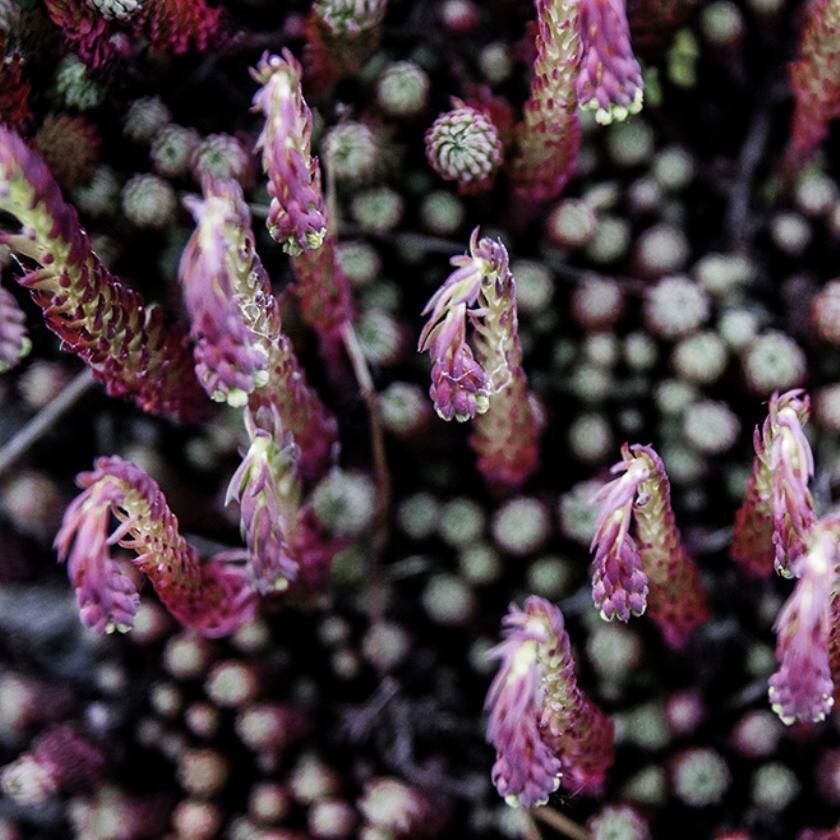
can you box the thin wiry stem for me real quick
[532,806,591,840]
[0,368,95,477]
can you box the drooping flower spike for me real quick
[0,128,204,421]
[577,0,644,125]
[419,229,542,490]
[179,176,337,475]
[485,597,614,807]
[785,0,840,169]
[226,406,310,595]
[732,390,814,578]
[589,444,709,648]
[769,518,837,724]
[509,0,582,202]
[589,456,650,622]
[251,51,353,344]
[55,457,257,637]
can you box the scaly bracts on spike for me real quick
[786,0,840,169]
[732,390,814,578]
[590,443,708,648]
[55,456,257,637]
[590,456,650,621]
[509,0,582,202]
[226,407,307,595]
[0,128,205,421]
[485,597,614,807]
[769,518,837,724]
[577,0,644,124]
[419,229,542,490]
[251,51,353,343]
[179,177,337,475]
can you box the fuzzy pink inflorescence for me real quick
[0,283,29,372]
[55,457,257,637]
[769,521,837,724]
[732,390,814,578]
[577,0,644,124]
[179,176,337,475]
[251,51,353,345]
[590,455,650,621]
[486,597,614,806]
[590,443,708,647]
[419,229,542,491]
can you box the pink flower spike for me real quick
[56,457,257,637]
[55,484,140,635]
[577,0,644,125]
[251,50,328,256]
[485,597,614,806]
[769,523,836,724]
[590,456,650,621]
[768,390,815,577]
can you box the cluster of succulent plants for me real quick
[2,0,840,837]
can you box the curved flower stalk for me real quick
[45,0,220,67]
[577,0,644,124]
[0,128,204,421]
[589,456,650,621]
[0,282,30,372]
[769,519,837,724]
[485,597,614,807]
[179,177,337,474]
[509,0,582,202]
[226,407,310,595]
[304,0,388,94]
[55,456,257,637]
[785,0,840,169]
[419,229,542,490]
[251,51,353,342]
[732,390,814,578]
[590,444,708,648]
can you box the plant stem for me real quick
[532,806,591,840]
[0,368,95,477]
[340,320,390,620]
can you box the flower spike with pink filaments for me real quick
[785,0,840,169]
[769,518,837,724]
[419,229,542,491]
[485,597,614,807]
[590,456,650,622]
[577,0,644,125]
[0,128,205,421]
[732,390,814,579]
[55,457,257,637]
[589,444,709,648]
[179,176,337,476]
[509,0,582,203]
[251,51,353,344]
[226,406,329,596]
